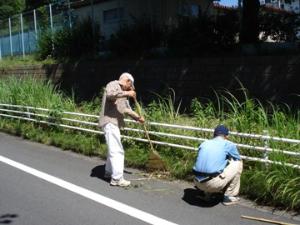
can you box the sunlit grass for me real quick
[0,55,56,69]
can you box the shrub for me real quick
[166,13,239,57]
[36,17,100,60]
[108,16,165,57]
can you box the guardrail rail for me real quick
[0,103,299,170]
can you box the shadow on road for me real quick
[90,164,109,182]
[182,188,222,208]
[0,214,18,224]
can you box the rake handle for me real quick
[142,123,155,152]
[133,98,155,152]
[241,215,297,225]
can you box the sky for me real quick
[218,0,238,7]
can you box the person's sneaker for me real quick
[222,196,240,206]
[110,178,131,187]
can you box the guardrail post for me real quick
[263,130,269,167]
[8,17,13,56]
[20,13,25,58]
[26,106,31,119]
[49,4,54,51]
[0,37,2,60]
[33,9,38,41]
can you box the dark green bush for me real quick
[166,13,239,57]
[36,29,53,60]
[36,17,100,60]
[108,16,165,57]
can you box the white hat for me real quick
[119,72,135,88]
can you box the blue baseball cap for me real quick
[214,125,229,137]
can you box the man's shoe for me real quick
[110,178,131,187]
[222,195,240,206]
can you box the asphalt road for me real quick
[0,132,299,225]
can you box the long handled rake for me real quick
[134,98,166,171]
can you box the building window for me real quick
[103,8,124,23]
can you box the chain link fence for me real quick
[0,2,79,59]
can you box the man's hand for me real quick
[125,90,136,99]
[137,116,145,124]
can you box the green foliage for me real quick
[0,0,25,19]
[36,17,101,60]
[108,16,164,57]
[25,0,49,10]
[36,30,53,60]
[25,0,73,10]
[242,166,300,210]
[145,89,182,122]
[259,6,300,42]
[0,76,75,110]
[0,56,55,69]
[166,14,239,57]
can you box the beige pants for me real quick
[194,160,243,196]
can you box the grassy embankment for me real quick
[0,76,299,211]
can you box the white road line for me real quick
[0,155,178,225]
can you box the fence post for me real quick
[49,4,54,33]
[8,17,13,56]
[26,106,31,119]
[67,0,72,28]
[20,13,25,58]
[49,4,54,51]
[33,9,38,41]
[263,130,269,167]
[0,36,2,60]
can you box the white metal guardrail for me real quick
[0,103,299,169]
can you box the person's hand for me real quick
[137,116,145,124]
[126,90,136,99]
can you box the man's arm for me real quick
[115,98,144,123]
[106,82,136,100]
[226,142,241,160]
[123,108,144,123]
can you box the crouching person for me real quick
[193,125,243,205]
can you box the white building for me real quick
[72,0,213,40]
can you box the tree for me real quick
[25,0,73,10]
[259,7,300,42]
[240,0,260,44]
[0,0,25,19]
[25,0,50,10]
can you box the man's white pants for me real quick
[103,123,124,180]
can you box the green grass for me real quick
[0,56,56,69]
[0,76,299,211]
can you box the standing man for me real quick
[99,72,145,187]
[193,125,243,205]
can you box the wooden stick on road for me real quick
[241,215,298,225]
